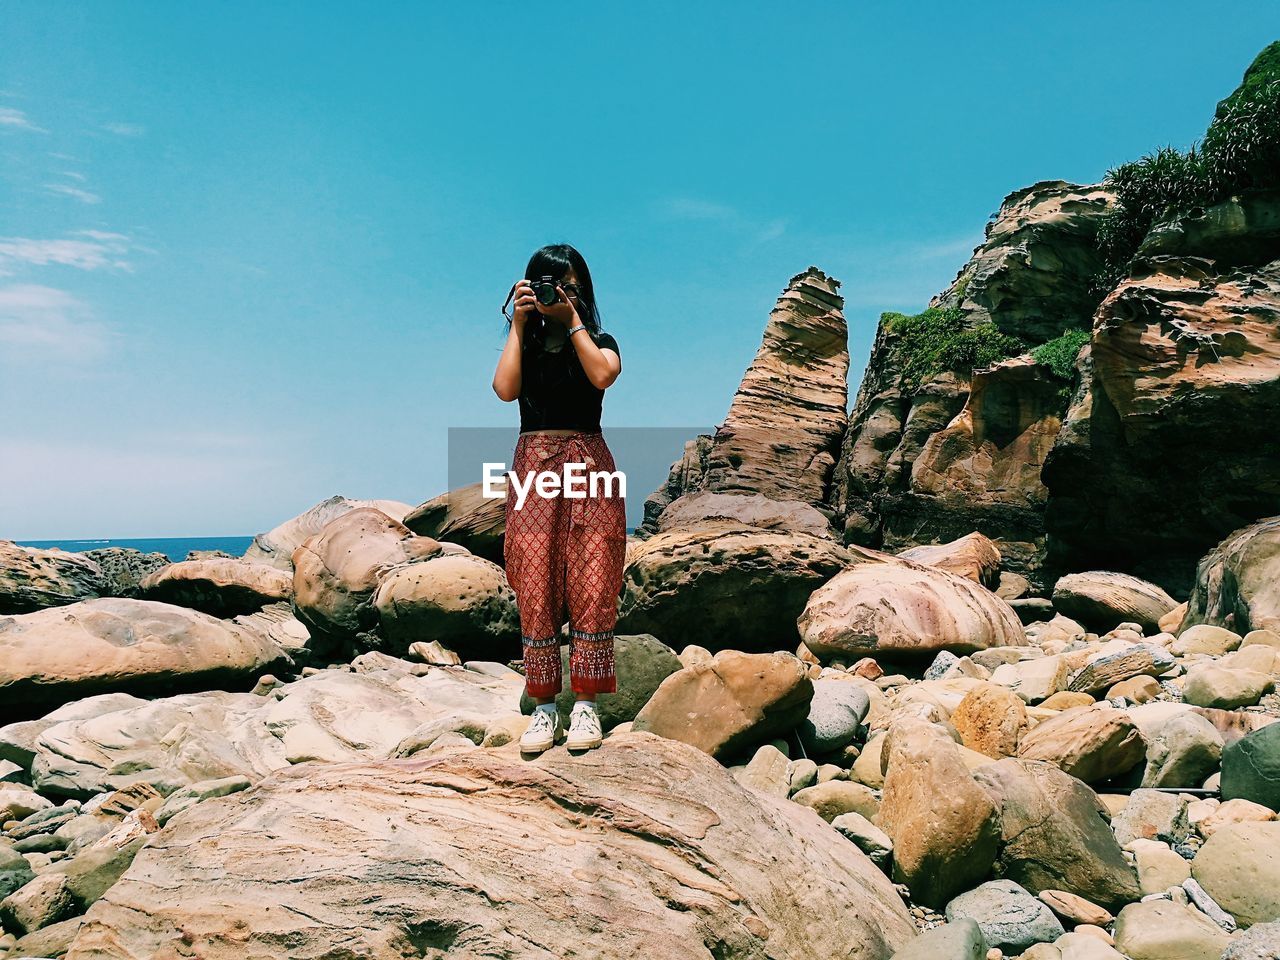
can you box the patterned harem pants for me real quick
[503,429,628,698]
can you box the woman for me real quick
[492,243,626,755]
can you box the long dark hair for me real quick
[504,242,605,349]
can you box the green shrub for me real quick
[1032,328,1091,380]
[886,306,1026,386]
[1092,43,1280,293]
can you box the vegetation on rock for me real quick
[1032,328,1092,401]
[885,305,1026,387]
[1092,43,1280,296]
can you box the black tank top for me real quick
[518,326,621,433]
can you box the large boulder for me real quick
[0,540,106,614]
[1192,820,1280,927]
[371,552,519,659]
[617,521,855,653]
[1112,898,1235,960]
[402,481,508,565]
[631,650,812,760]
[1221,722,1280,809]
[654,491,837,540]
[951,682,1029,759]
[973,757,1141,911]
[19,660,523,798]
[1016,703,1146,784]
[1181,515,1280,635]
[797,557,1024,660]
[63,732,917,960]
[0,598,292,718]
[245,494,416,571]
[137,557,293,617]
[898,532,1003,588]
[876,719,1000,908]
[1050,571,1177,632]
[291,507,446,655]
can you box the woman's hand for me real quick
[511,279,537,326]
[538,283,580,329]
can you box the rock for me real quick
[1043,248,1280,598]
[371,552,519,659]
[899,532,1003,588]
[0,786,53,821]
[1068,645,1175,695]
[652,491,837,540]
[0,871,76,934]
[1172,624,1243,657]
[1041,691,1095,711]
[991,656,1070,704]
[1131,838,1191,895]
[1183,664,1274,709]
[832,812,893,870]
[1107,675,1161,703]
[790,780,879,822]
[890,918,988,960]
[1243,629,1280,649]
[518,634,683,732]
[1222,722,1280,809]
[245,494,416,571]
[944,880,1065,952]
[1192,820,1280,927]
[834,181,1115,592]
[972,758,1141,911]
[1051,572,1177,632]
[1181,515,1280,635]
[0,844,35,900]
[876,719,1000,908]
[1112,789,1191,846]
[798,558,1025,659]
[1182,877,1237,933]
[1016,704,1145,784]
[24,662,522,798]
[1038,890,1113,927]
[154,775,253,827]
[401,481,507,565]
[0,693,147,771]
[0,598,292,715]
[632,650,812,760]
[1142,712,1225,788]
[853,732,888,788]
[1011,597,1056,624]
[952,683,1029,759]
[8,914,85,959]
[1053,933,1125,959]
[63,731,916,960]
[1199,798,1276,838]
[798,679,871,754]
[735,743,790,797]
[1222,920,1280,959]
[0,540,106,615]
[1112,898,1234,960]
[618,522,856,653]
[639,268,847,527]
[137,557,293,617]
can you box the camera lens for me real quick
[534,281,559,306]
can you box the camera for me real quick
[532,276,563,307]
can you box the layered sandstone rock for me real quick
[137,557,293,617]
[402,480,508,566]
[638,267,848,530]
[63,732,916,960]
[1044,218,1280,595]
[1181,515,1280,635]
[245,494,417,572]
[0,541,106,615]
[831,181,1115,591]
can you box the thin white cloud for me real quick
[0,232,133,275]
[60,170,87,182]
[653,196,787,247]
[0,107,46,133]
[44,183,102,205]
[0,284,116,360]
[102,121,145,137]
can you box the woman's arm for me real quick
[492,320,524,401]
[568,329,620,390]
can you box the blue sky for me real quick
[1,3,1274,539]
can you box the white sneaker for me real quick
[520,707,561,753]
[565,704,603,750]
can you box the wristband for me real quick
[567,324,587,338]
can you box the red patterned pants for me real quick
[503,430,628,698]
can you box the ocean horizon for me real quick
[17,528,642,563]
